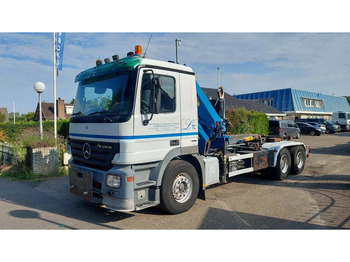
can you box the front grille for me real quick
[70,139,120,171]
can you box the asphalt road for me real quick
[0,132,349,229]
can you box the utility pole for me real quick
[175,39,181,64]
[53,32,57,140]
[217,67,220,88]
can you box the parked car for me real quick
[297,118,340,134]
[307,122,326,134]
[269,119,301,139]
[296,122,322,136]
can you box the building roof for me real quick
[202,87,285,116]
[34,101,73,121]
[235,88,350,114]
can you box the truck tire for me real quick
[159,160,199,214]
[274,148,291,180]
[289,146,306,175]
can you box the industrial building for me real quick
[235,88,350,120]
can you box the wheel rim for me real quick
[296,151,304,168]
[280,155,289,173]
[310,131,315,136]
[172,173,193,203]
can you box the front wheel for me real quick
[159,160,199,214]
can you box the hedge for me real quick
[1,110,268,142]
[0,119,70,143]
[226,107,269,135]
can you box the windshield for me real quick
[71,71,135,123]
[338,113,350,120]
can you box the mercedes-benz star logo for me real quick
[83,143,91,160]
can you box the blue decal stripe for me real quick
[69,132,198,140]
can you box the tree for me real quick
[345,96,350,106]
[10,112,35,122]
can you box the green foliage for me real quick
[0,119,70,181]
[0,119,70,143]
[18,112,35,122]
[345,96,350,106]
[247,110,269,135]
[226,107,269,135]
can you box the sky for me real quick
[1,1,350,116]
[1,32,350,114]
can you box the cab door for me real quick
[132,68,180,164]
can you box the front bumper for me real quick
[68,159,135,212]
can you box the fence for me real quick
[0,143,27,165]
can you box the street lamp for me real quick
[34,81,46,140]
[175,39,181,64]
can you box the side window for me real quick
[159,76,176,113]
[140,73,176,114]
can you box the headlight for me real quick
[106,175,121,188]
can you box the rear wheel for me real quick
[159,160,199,214]
[273,148,291,180]
[290,146,306,175]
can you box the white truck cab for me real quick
[332,111,350,131]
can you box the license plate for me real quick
[69,170,93,202]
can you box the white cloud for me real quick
[1,32,350,114]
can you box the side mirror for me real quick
[142,71,162,125]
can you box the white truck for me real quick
[68,45,310,214]
[332,111,350,131]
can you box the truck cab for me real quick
[69,48,200,213]
[332,111,350,131]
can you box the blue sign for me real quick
[56,32,65,71]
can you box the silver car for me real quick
[307,122,326,134]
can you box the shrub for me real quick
[0,119,70,143]
[226,107,268,135]
[247,110,269,135]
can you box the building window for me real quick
[65,105,74,114]
[260,98,273,106]
[302,98,324,108]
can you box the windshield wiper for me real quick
[72,111,82,116]
[88,111,113,123]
